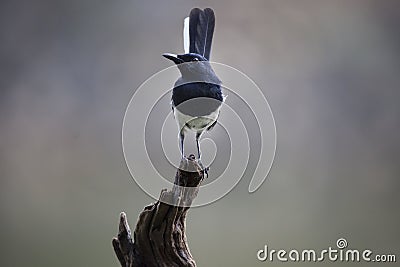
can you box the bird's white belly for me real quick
[174,106,220,132]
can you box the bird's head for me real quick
[163,53,206,64]
[163,53,220,84]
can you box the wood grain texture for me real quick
[112,155,206,267]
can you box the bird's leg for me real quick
[196,132,202,159]
[179,130,185,158]
[195,131,209,177]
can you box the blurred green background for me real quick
[1,0,399,266]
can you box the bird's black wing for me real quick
[189,8,215,60]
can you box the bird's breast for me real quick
[173,106,220,132]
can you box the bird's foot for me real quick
[179,155,209,177]
[196,158,209,178]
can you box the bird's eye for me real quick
[193,58,199,61]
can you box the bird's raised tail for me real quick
[184,8,215,60]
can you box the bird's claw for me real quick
[203,166,209,178]
[196,158,209,178]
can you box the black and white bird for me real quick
[163,8,224,159]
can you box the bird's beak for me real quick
[162,53,184,64]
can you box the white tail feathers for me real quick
[183,17,190,54]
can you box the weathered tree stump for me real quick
[112,155,206,267]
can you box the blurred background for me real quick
[1,0,399,266]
